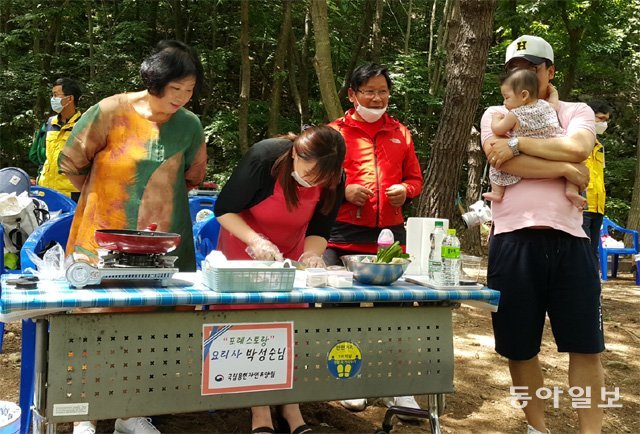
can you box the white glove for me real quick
[245,234,284,261]
[298,251,326,268]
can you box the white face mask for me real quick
[595,121,608,135]
[355,97,387,123]
[50,96,66,113]
[291,171,313,188]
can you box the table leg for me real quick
[427,394,443,434]
[33,319,50,434]
[19,319,36,434]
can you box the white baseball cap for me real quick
[505,35,554,66]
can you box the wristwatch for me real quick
[508,136,520,156]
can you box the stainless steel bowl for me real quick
[340,255,410,286]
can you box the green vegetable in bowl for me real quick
[375,241,410,263]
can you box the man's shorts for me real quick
[488,228,605,360]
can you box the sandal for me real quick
[291,424,314,434]
[252,427,275,434]
[274,406,313,434]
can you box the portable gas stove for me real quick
[66,225,181,288]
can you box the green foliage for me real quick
[0,0,637,218]
[605,198,631,226]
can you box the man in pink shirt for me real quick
[481,35,605,434]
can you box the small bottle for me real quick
[429,221,445,283]
[377,228,395,252]
[441,228,461,286]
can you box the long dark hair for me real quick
[271,125,345,213]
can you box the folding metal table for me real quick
[0,273,499,434]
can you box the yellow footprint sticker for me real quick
[327,342,362,380]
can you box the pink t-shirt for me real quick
[480,101,595,237]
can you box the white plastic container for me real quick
[306,268,328,287]
[327,270,353,288]
[405,217,449,275]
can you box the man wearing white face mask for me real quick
[37,77,82,199]
[325,63,423,264]
[325,63,423,417]
[583,100,613,262]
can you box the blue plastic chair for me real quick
[0,225,4,353]
[193,214,221,270]
[20,212,74,271]
[29,185,77,214]
[0,219,23,353]
[599,216,639,284]
[18,212,73,434]
[188,195,217,224]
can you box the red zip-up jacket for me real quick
[328,109,423,229]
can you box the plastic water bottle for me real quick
[429,221,445,283]
[441,228,460,286]
[377,228,395,252]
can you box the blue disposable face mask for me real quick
[50,96,67,113]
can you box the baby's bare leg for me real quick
[483,182,505,202]
[566,180,587,209]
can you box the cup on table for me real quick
[460,255,482,285]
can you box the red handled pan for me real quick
[95,224,181,254]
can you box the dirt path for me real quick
[1,274,638,433]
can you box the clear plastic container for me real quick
[460,255,482,285]
[306,268,328,287]
[327,270,353,288]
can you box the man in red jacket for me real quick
[324,63,423,263]
[324,63,424,415]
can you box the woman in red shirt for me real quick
[214,125,345,434]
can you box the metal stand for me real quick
[33,305,455,433]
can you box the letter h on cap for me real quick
[516,41,527,51]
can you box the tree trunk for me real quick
[429,0,453,96]
[427,0,437,77]
[461,127,485,255]
[418,0,496,222]
[33,0,59,121]
[298,11,312,123]
[147,0,159,45]
[371,0,384,63]
[86,0,95,81]
[559,2,583,100]
[238,0,250,154]
[200,1,218,119]
[267,1,293,137]
[337,0,374,101]
[1,0,12,37]
[506,0,519,39]
[403,0,413,112]
[626,120,640,244]
[173,0,184,41]
[309,0,343,122]
[288,30,304,130]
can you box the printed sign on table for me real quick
[326,341,362,379]
[201,322,294,395]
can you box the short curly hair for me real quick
[140,40,204,97]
